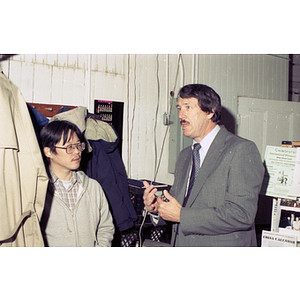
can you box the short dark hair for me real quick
[40,120,85,156]
[179,84,222,123]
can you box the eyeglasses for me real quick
[55,142,86,154]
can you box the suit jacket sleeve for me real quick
[179,138,264,236]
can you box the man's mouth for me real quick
[180,120,190,128]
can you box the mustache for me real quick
[180,119,190,125]
[72,155,81,161]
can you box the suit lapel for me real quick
[177,149,192,205]
[186,126,229,207]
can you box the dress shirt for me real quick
[185,124,220,195]
[194,124,220,167]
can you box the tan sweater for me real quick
[41,171,114,247]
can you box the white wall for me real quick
[1,54,289,185]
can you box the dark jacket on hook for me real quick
[82,116,138,232]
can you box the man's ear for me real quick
[207,109,215,120]
[43,147,53,159]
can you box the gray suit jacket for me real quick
[164,125,264,247]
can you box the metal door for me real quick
[237,97,300,160]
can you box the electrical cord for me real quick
[153,54,160,173]
[138,55,161,246]
[138,118,170,246]
[138,54,183,247]
[127,54,137,177]
[138,206,149,247]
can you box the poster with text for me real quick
[262,146,297,199]
[261,230,297,247]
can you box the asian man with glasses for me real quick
[39,120,114,247]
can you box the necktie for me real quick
[182,143,201,207]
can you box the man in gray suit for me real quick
[143,84,264,246]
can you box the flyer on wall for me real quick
[262,146,298,199]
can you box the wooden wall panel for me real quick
[2,54,290,185]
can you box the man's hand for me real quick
[143,181,159,213]
[157,190,182,223]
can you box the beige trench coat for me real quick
[0,67,48,247]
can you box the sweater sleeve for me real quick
[95,185,115,247]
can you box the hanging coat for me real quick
[0,68,48,247]
[84,116,138,232]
